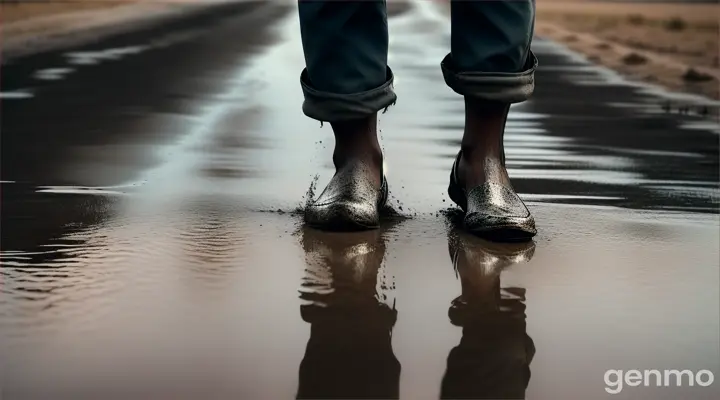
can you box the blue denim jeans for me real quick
[298,0,537,122]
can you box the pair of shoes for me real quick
[447,150,536,241]
[305,152,536,239]
[304,161,388,231]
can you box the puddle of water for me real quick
[65,45,150,65]
[33,67,75,81]
[2,203,718,400]
[35,186,133,196]
[0,90,34,99]
[681,120,720,134]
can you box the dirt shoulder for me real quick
[1,1,135,24]
[536,0,719,99]
[1,1,230,61]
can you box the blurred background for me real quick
[2,0,718,98]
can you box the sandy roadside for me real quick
[1,0,136,23]
[1,0,234,61]
[535,0,719,100]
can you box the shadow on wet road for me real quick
[1,1,719,399]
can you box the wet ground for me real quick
[1,1,719,399]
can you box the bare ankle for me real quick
[330,114,377,139]
[461,98,509,167]
[331,115,382,169]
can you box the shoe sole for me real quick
[305,214,379,231]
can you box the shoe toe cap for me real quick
[464,183,537,239]
[464,211,536,235]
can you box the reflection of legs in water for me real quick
[296,226,400,399]
[441,230,536,400]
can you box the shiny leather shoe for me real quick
[448,151,536,241]
[305,161,388,231]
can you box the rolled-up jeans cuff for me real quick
[300,66,397,122]
[441,51,538,103]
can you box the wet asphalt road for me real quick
[1,1,719,399]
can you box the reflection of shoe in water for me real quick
[442,229,536,400]
[447,230,534,326]
[304,161,389,231]
[296,225,399,400]
[298,225,395,312]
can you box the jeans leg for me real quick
[442,0,537,103]
[298,0,397,122]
